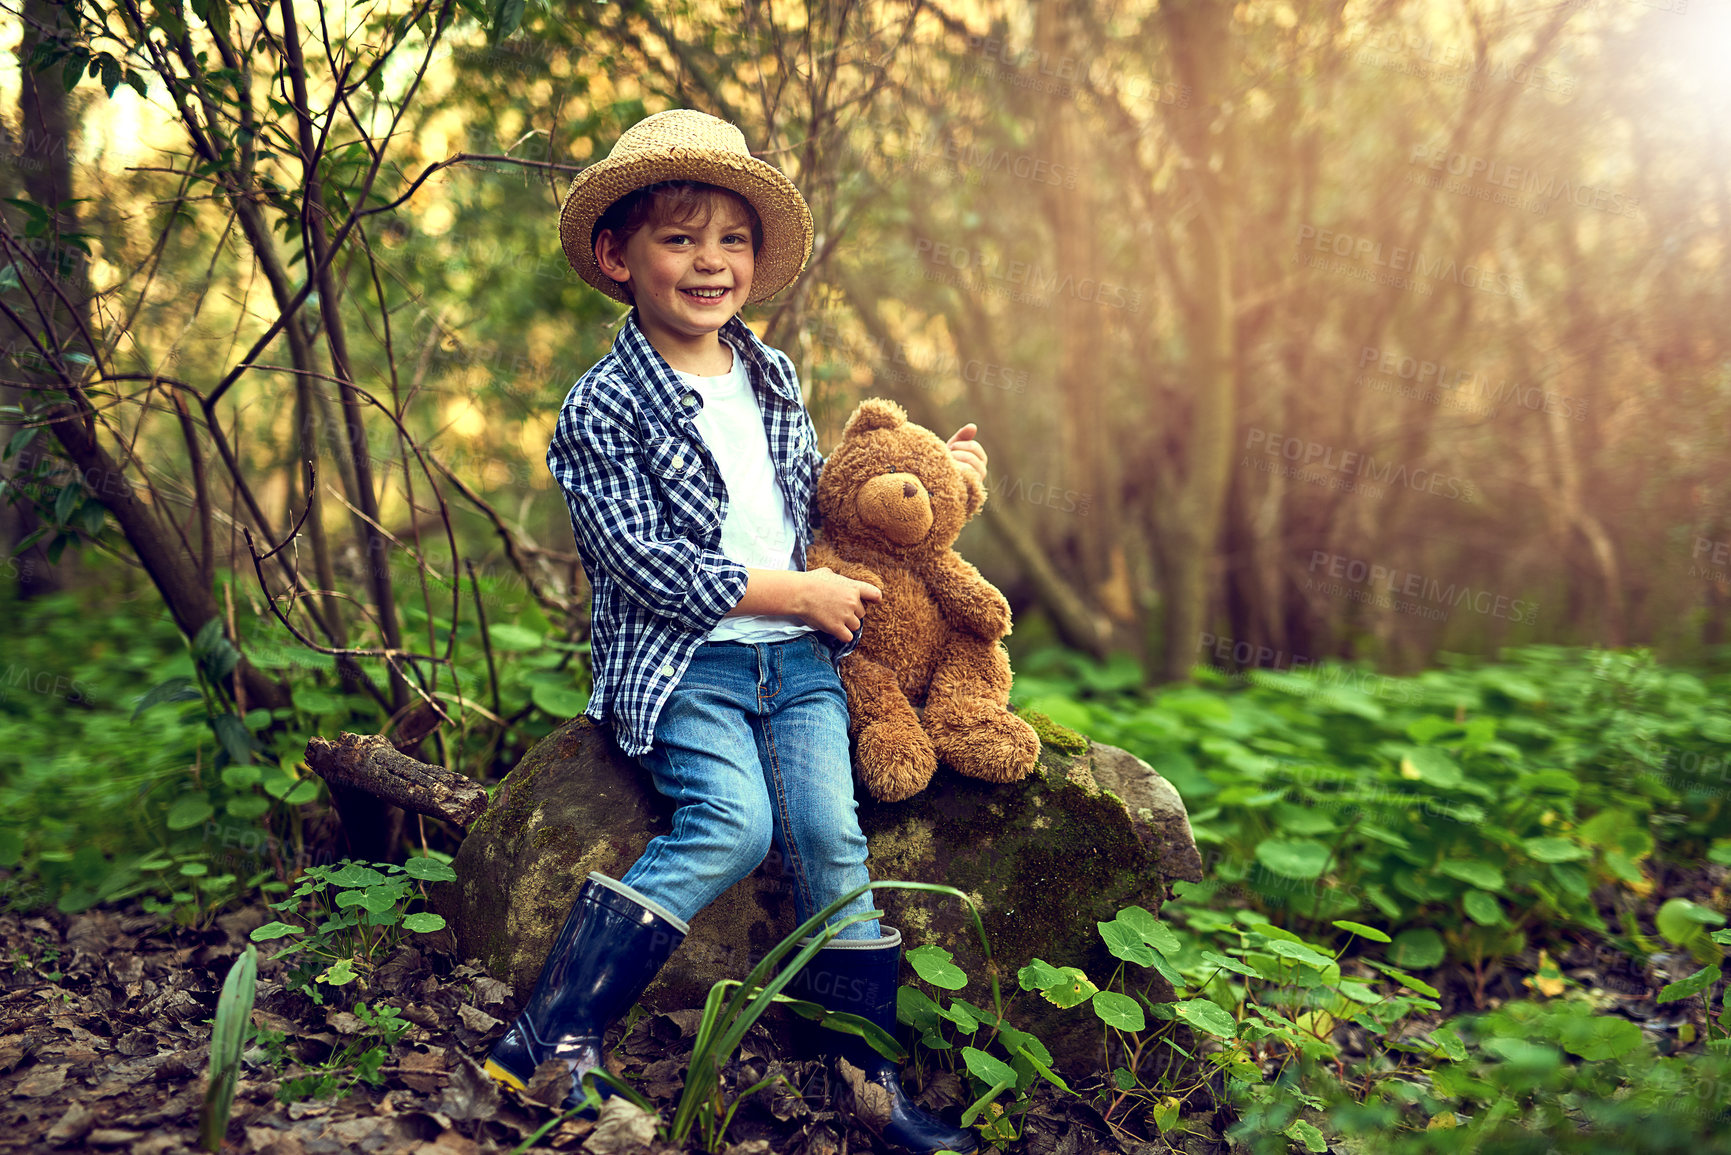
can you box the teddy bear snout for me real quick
[855,472,935,546]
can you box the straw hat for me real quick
[558,109,814,305]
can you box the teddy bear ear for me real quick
[841,398,907,438]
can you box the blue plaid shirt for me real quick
[547,309,856,756]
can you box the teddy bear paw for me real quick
[929,707,1041,784]
[856,721,938,802]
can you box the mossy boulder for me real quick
[431,712,1204,1077]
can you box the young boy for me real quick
[483,110,988,1154]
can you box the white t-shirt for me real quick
[674,340,812,644]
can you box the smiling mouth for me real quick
[681,287,729,300]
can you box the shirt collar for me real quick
[613,308,801,419]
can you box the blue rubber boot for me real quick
[785,926,979,1154]
[483,872,688,1113]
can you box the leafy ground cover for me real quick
[4,577,1731,1152]
[1007,644,1731,1151]
[0,570,582,920]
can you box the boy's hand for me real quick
[945,424,989,487]
[798,568,883,641]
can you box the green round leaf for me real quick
[404,857,458,882]
[1285,1120,1327,1153]
[1399,747,1462,788]
[1364,959,1441,997]
[1437,860,1505,892]
[897,987,945,1033]
[1430,1025,1468,1062]
[1033,966,1098,1009]
[281,779,320,805]
[1558,1013,1643,1059]
[961,1046,1017,1089]
[941,1000,979,1033]
[1198,950,1261,978]
[906,945,968,990]
[1170,999,1237,1040]
[225,795,270,820]
[165,795,214,831]
[249,921,304,941]
[291,686,344,716]
[221,764,262,790]
[1656,898,1726,946]
[318,958,357,986]
[401,912,447,933]
[485,623,547,651]
[1254,838,1332,880]
[1116,906,1182,955]
[1099,919,1156,966]
[1018,958,1069,992]
[1658,965,1719,1005]
[1462,889,1504,926]
[1523,836,1589,863]
[1331,920,1392,943]
[1264,939,1336,970]
[323,864,387,889]
[1092,990,1146,1032]
[1390,928,1446,970]
[1482,1037,1560,1069]
[356,885,400,914]
[530,681,590,718]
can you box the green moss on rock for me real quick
[1019,708,1089,757]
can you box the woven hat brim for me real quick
[560,150,814,306]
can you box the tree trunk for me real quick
[1150,0,1238,683]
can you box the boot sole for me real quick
[483,1058,529,1092]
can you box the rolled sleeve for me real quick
[551,403,748,633]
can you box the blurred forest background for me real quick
[3,4,1731,1150]
[4,0,1727,700]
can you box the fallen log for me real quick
[303,732,490,832]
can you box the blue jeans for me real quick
[619,633,881,941]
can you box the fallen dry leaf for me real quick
[437,1054,501,1123]
[84,1128,141,1147]
[836,1059,893,1133]
[456,1004,500,1033]
[581,1096,659,1155]
[14,1062,70,1097]
[398,1050,449,1095]
[44,1101,98,1146]
[414,1130,480,1155]
[525,1056,574,1107]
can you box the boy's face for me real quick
[594,195,755,342]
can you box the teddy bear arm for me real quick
[807,542,885,590]
[928,552,1012,640]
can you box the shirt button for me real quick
[712,496,723,508]
[672,455,685,470]
[658,664,675,677]
[683,393,698,407]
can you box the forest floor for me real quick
[0,863,1714,1155]
[0,902,1167,1155]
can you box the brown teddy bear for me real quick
[808,398,1042,802]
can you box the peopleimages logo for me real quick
[1356,346,1586,421]
[1244,428,1481,504]
[1294,225,1525,299]
[1306,551,1539,625]
[1408,144,1640,219]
